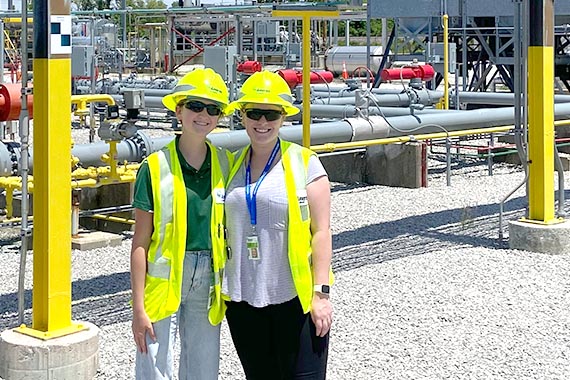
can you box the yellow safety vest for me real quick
[144,139,230,325]
[228,140,333,313]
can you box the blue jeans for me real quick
[135,251,220,380]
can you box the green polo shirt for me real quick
[132,137,212,251]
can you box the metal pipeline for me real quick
[311,88,407,98]
[113,88,570,116]
[0,163,139,220]
[100,85,522,104]
[311,90,442,107]
[1,103,570,174]
[112,89,444,111]
[313,91,570,107]
[452,91,570,105]
[112,94,166,109]
[288,105,462,120]
[311,85,410,95]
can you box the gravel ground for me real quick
[1,134,570,379]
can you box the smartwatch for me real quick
[313,284,330,295]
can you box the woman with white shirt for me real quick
[223,70,333,379]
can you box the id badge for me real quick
[214,188,225,204]
[247,235,260,260]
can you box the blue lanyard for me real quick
[245,140,280,227]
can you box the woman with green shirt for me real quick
[130,68,231,380]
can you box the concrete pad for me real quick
[320,152,366,184]
[71,230,123,251]
[365,142,426,188]
[0,321,99,380]
[509,219,570,254]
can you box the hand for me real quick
[132,309,155,353]
[310,293,333,337]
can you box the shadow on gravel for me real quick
[0,272,131,330]
[1,188,567,330]
[333,194,530,272]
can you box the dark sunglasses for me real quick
[244,108,284,122]
[183,100,222,116]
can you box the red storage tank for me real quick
[380,64,436,82]
[237,61,262,74]
[0,83,33,122]
[276,69,334,88]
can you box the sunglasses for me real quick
[243,108,284,122]
[183,100,222,116]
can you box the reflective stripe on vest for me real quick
[147,148,174,279]
[208,144,231,325]
[281,142,315,313]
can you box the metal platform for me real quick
[370,0,570,92]
[369,0,570,18]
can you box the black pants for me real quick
[225,297,329,380]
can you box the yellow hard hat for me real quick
[162,68,230,113]
[228,70,300,116]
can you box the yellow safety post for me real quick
[526,0,559,224]
[16,0,86,339]
[272,4,339,148]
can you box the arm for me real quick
[131,208,154,353]
[306,175,333,337]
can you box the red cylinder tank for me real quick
[380,64,436,82]
[276,69,334,88]
[0,83,33,121]
[237,61,262,74]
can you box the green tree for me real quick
[76,0,97,9]
[125,0,167,38]
[337,19,393,37]
[127,0,166,9]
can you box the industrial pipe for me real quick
[75,102,570,165]
[0,83,33,121]
[112,85,570,108]
[288,105,462,120]
[311,85,406,95]
[312,90,443,107]
[71,94,116,113]
[2,104,570,175]
[452,91,570,105]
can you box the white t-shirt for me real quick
[222,154,327,307]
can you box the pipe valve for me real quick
[98,120,138,141]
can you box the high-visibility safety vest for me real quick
[228,139,333,313]
[144,139,231,325]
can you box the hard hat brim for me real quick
[227,95,300,117]
[162,94,229,116]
